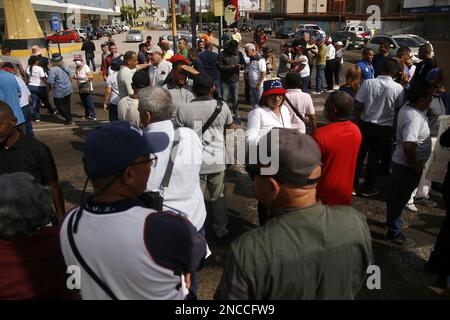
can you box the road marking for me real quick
[33,121,108,132]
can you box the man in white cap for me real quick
[334,40,348,89]
[324,36,336,92]
[148,45,172,87]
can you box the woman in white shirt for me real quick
[246,79,304,146]
[73,54,96,120]
[26,55,55,122]
[103,58,123,121]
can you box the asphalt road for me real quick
[31,31,447,300]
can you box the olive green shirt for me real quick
[316,44,327,66]
[214,202,373,300]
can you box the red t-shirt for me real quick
[313,121,362,206]
[0,227,73,299]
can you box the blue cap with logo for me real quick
[83,121,169,179]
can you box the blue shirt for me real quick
[199,50,220,81]
[0,70,25,125]
[48,65,73,99]
[356,60,374,82]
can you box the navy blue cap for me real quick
[83,121,169,179]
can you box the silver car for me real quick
[126,30,143,42]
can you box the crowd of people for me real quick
[0,28,449,300]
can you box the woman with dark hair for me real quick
[0,172,74,299]
[26,55,55,122]
[103,58,123,122]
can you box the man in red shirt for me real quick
[313,91,362,205]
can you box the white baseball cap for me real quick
[335,41,344,46]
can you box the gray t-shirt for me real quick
[427,95,446,137]
[162,83,195,117]
[392,103,432,166]
[175,97,233,174]
[277,54,291,79]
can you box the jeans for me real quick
[315,64,325,93]
[354,121,393,190]
[20,104,34,137]
[29,85,54,120]
[244,73,250,104]
[54,94,72,122]
[325,59,335,90]
[85,55,96,72]
[108,103,118,122]
[428,169,450,279]
[213,79,221,100]
[410,137,437,201]
[79,92,96,118]
[301,76,311,93]
[308,64,314,89]
[190,226,205,295]
[249,86,263,108]
[200,171,228,238]
[334,58,342,86]
[221,81,239,116]
[386,162,422,237]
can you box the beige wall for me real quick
[308,0,327,13]
[274,0,305,14]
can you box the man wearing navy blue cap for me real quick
[60,121,207,300]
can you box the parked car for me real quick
[296,24,326,37]
[275,26,295,39]
[331,31,365,49]
[240,23,251,33]
[73,28,87,41]
[257,24,272,36]
[46,30,81,44]
[367,34,434,63]
[126,29,144,42]
[294,29,321,40]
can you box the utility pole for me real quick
[199,0,203,32]
[171,0,177,51]
[190,0,197,48]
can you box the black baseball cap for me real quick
[132,70,150,88]
[246,128,322,186]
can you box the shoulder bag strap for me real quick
[284,95,305,123]
[159,129,180,191]
[202,100,223,135]
[67,211,118,300]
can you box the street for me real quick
[29,31,447,299]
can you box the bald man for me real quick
[0,102,65,219]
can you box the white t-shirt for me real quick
[26,65,46,87]
[298,55,310,78]
[285,89,315,118]
[392,103,432,166]
[117,96,141,128]
[15,76,31,108]
[106,71,120,105]
[246,105,295,145]
[247,56,267,87]
[75,64,91,83]
[326,44,336,60]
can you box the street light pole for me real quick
[170,0,177,51]
[190,0,197,48]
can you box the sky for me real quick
[155,0,168,9]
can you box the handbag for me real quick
[76,69,93,94]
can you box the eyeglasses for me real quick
[130,154,158,168]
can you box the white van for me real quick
[296,24,326,37]
[344,25,366,37]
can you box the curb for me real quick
[11,43,83,58]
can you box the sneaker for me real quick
[51,110,58,115]
[333,85,340,90]
[360,187,380,197]
[405,202,418,212]
[326,89,334,93]
[64,120,74,125]
[233,116,242,125]
[311,91,323,95]
[387,233,416,248]
[34,119,40,123]
[352,189,356,196]
[415,197,438,208]
[90,117,97,121]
